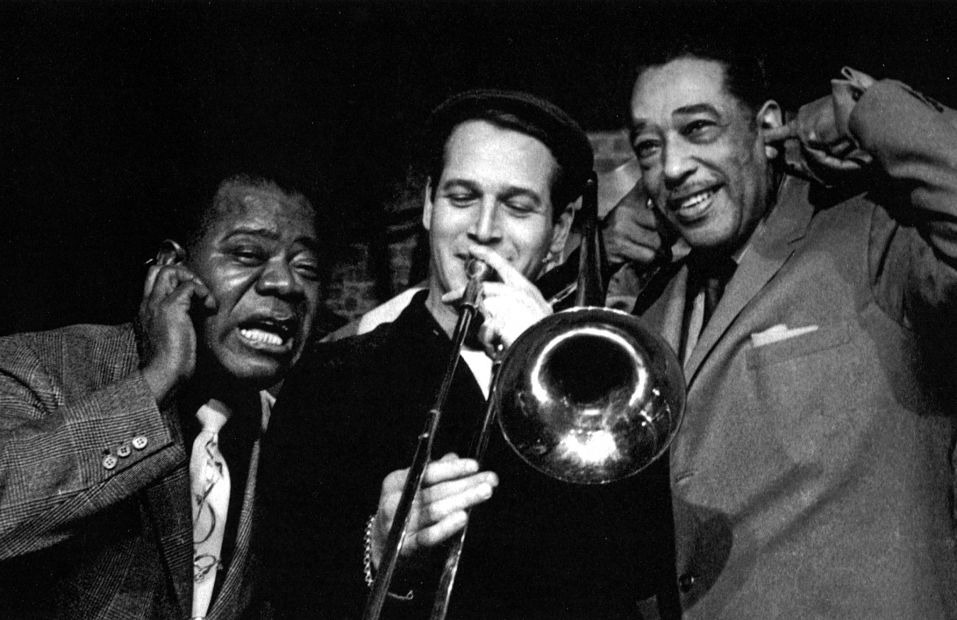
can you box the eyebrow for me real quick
[222,227,321,252]
[441,178,544,207]
[632,103,723,134]
[673,103,722,117]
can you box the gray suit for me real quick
[637,81,957,617]
[0,323,266,619]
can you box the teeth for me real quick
[240,328,284,346]
[678,190,714,209]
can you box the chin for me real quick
[215,352,291,391]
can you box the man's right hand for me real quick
[137,263,215,405]
[370,453,499,571]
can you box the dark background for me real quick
[3,0,955,335]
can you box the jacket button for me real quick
[131,435,149,450]
[102,455,118,470]
[117,444,132,458]
[678,572,696,593]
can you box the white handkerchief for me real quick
[750,324,819,347]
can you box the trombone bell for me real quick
[494,307,685,484]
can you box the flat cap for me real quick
[425,89,594,202]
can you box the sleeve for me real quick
[0,331,185,560]
[850,80,957,333]
[257,341,385,618]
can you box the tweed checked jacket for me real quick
[0,323,266,619]
[634,82,957,617]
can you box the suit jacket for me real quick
[634,81,957,617]
[259,292,680,619]
[0,323,267,619]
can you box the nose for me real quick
[467,198,503,245]
[255,257,304,299]
[662,138,696,190]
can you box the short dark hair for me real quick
[634,36,770,118]
[423,90,594,219]
[184,174,315,251]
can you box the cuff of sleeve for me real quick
[848,79,947,157]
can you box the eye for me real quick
[632,138,662,160]
[230,246,267,265]
[682,119,718,140]
[293,261,319,280]
[446,192,477,207]
[504,201,536,216]
[292,257,321,281]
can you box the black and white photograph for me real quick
[2,1,957,618]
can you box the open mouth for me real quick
[237,316,298,352]
[667,187,719,223]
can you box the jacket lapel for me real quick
[633,260,690,360]
[209,429,263,618]
[683,176,814,382]
[209,390,271,619]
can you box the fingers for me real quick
[419,471,498,516]
[466,245,529,289]
[422,455,481,486]
[142,264,164,299]
[603,205,664,266]
[441,288,465,305]
[763,122,796,144]
[803,147,867,173]
[144,265,214,312]
[377,456,499,559]
[409,510,469,549]
[381,455,479,496]
[478,280,551,350]
[841,66,876,90]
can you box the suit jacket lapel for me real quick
[209,430,263,618]
[684,176,814,382]
[209,391,271,619]
[633,260,690,360]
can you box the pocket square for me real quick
[750,324,819,347]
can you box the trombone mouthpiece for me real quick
[466,258,493,282]
[463,259,493,308]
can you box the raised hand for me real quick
[438,245,553,357]
[764,67,877,183]
[137,262,216,405]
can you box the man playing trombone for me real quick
[258,90,679,618]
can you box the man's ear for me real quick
[548,202,576,259]
[154,239,187,266]
[421,180,434,231]
[757,99,784,160]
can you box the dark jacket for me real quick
[259,292,679,619]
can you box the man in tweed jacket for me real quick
[0,173,322,619]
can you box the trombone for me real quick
[363,174,686,620]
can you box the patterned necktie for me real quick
[190,399,231,620]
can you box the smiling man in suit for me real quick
[0,172,323,619]
[621,37,957,618]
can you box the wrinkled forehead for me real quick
[199,182,316,242]
[631,57,736,122]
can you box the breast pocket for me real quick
[746,320,855,463]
